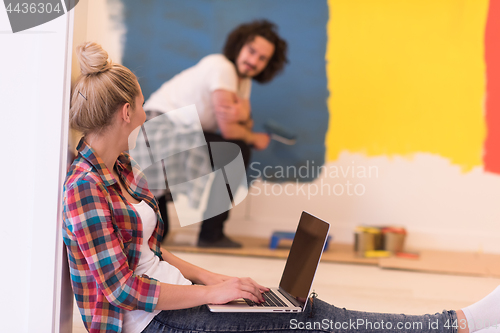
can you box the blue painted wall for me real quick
[119,0,329,182]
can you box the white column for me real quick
[0,5,74,333]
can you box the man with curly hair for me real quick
[144,19,288,248]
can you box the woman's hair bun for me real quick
[76,42,113,75]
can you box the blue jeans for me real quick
[142,299,458,333]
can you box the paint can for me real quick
[382,227,406,253]
[354,226,382,257]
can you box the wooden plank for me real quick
[379,250,492,277]
[164,232,500,277]
[164,235,379,265]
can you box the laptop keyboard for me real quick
[244,290,288,307]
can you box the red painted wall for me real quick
[484,0,500,174]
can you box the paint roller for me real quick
[263,119,297,145]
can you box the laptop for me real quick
[208,211,330,313]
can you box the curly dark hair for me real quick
[223,19,288,84]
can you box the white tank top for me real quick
[123,200,191,333]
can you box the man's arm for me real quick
[211,89,270,150]
[212,89,250,123]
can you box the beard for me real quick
[236,62,257,78]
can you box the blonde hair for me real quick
[69,42,139,135]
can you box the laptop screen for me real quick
[278,211,330,305]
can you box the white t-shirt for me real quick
[144,54,252,132]
[123,201,192,333]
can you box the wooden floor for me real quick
[164,232,500,278]
[72,251,500,333]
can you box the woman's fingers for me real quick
[236,278,266,302]
[243,285,264,303]
[241,277,270,293]
[208,277,269,305]
[223,277,263,302]
[255,282,270,293]
[241,291,261,303]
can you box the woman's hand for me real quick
[206,277,269,305]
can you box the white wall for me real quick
[0,6,73,333]
[224,153,500,254]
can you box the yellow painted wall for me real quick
[326,0,488,171]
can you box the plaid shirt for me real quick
[62,139,163,333]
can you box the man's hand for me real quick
[242,118,254,130]
[251,133,271,150]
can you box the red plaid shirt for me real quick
[62,139,163,332]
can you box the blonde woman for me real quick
[63,42,495,333]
